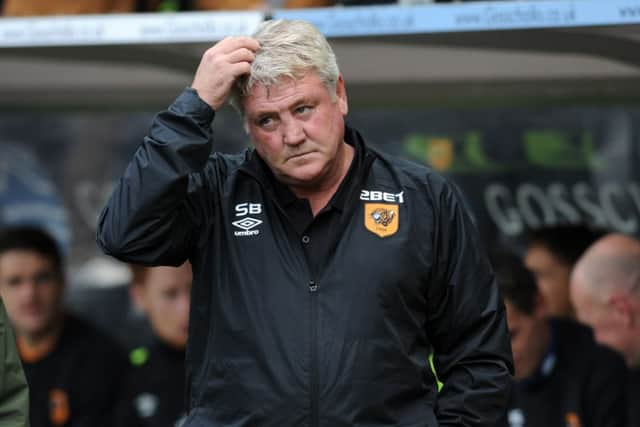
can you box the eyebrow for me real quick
[249,96,316,119]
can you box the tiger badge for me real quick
[565,412,582,427]
[49,388,70,426]
[364,203,399,238]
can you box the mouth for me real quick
[287,151,313,162]
[21,304,43,315]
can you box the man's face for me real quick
[0,250,64,338]
[505,300,549,380]
[243,73,348,190]
[572,285,638,367]
[134,263,192,350]
[525,244,573,317]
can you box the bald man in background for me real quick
[571,233,640,427]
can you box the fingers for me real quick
[191,36,260,110]
[229,61,252,78]
[226,47,256,66]
[214,36,260,55]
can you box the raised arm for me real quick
[97,37,259,266]
[427,177,513,426]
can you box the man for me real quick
[116,262,192,427]
[0,226,127,427]
[98,19,512,426]
[571,233,640,426]
[524,225,603,318]
[0,297,29,427]
[494,255,627,427]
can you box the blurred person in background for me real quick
[2,0,135,16]
[494,254,628,427]
[115,262,192,427]
[524,225,604,318]
[0,297,30,427]
[97,19,512,427]
[0,226,127,427]
[2,0,333,15]
[571,233,640,427]
[194,0,332,10]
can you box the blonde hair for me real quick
[229,19,340,114]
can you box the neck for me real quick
[17,315,64,363]
[291,142,354,216]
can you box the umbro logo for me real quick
[233,202,263,237]
[232,217,262,236]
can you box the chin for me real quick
[285,165,327,185]
[22,324,49,337]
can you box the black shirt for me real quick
[496,319,628,427]
[115,339,186,427]
[630,369,640,427]
[250,131,368,277]
[22,314,127,427]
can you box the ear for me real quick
[336,74,348,116]
[608,293,633,328]
[129,284,147,314]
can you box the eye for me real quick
[6,276,22,287]
[258,116,272,126]
[33,271,56,286]
[295,105,312,115]
[256,115,278,130]
[163,288,179,301]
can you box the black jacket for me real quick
[97,88,513,427]
[495,319,628,427]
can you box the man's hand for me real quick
[191,36,260,110]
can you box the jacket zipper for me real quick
[309,279,319,427]
[239,164,330,426]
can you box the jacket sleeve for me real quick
[0,298,30,427]
[426,176,513,426]
[97,88,217,266]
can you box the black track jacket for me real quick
[97,88,513,427]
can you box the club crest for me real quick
[364,203,399,238]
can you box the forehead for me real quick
[243,74,328,114]
[0,249,54,274]
[526,244,568,267]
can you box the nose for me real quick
[17,281,38,304]
[282,117,305,146]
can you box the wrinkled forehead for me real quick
[243,73,330,115]
[245,69,323,96]
[247,76,299,100]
